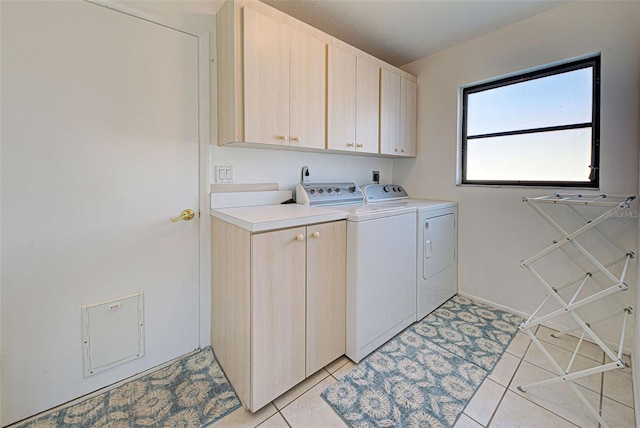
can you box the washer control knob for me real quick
[327,188,333,194]
[335,188,341,193]
[348,186,356,193]
[383,186,390,192]
[318,188,324,194]
[309,189,316,195]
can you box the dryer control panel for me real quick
[363,184,409,202]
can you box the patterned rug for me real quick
[13,347,240,428]
[322,295,523,428]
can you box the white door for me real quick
[1,2,201,424]
[423,214,456,279]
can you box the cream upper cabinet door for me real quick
[355,58,380,154]
[380,69,401,155]
[327,45,357,151]
[400,77,417,157]
[306,221,346,376]
[243,6,290,145]
[251,227,306,410]
[290,28,326,150]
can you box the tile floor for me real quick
[210,325,635,428]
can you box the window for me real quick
[461,56,600,187]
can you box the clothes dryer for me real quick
[363,185,458,321]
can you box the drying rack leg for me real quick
[517,330,610,428]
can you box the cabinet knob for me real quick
[401,148,406,153]
[394,148,399,152]
[276,134,288,141]
[356,143,364,148]
[346,142,355,147]
[295,234,305,241]
[291,136,300,142]
[311,231,320,238]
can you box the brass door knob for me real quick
[170,209,195,222]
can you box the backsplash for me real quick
[210,144,396,191]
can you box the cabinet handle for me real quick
[291,136,300,142]
[311,231,320,238]
[356,143,364,148]
[276,134,288,141]
[346,142,355,147]
[295,234,305,241]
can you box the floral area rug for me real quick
[321,295,523,428]
[13,347,240,428]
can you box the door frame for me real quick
[86,0,212,347]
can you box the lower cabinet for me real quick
[211,218,346,411]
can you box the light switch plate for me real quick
[214,165,234,183]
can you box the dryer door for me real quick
[423,213,455,279]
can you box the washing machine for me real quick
[297,182,417,363]
[364,185,458,321]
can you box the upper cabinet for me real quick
[289,28,326,149]
[241,7,325,149]
[327,48,379,154]
[242,7,290,146]
[216,0,416,158]
[381,69,417,157]
[400,78,418,157]
[326,46,356,152]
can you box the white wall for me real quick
[398,1,640,350]
[635,0,640,421]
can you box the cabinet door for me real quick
[251,227,306,410]
[290,28,326,150]
[380,69,400,155]
[327,45,356,151]
[243,7,290,145]
[400,77,417,157]
[306,221,346,375]
[355,58,380,154]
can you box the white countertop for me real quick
[211,204,348,232]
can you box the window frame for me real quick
[460,56,601,188]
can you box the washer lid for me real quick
[338,202,416,222]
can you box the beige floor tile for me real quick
[273,368,330,410]
[601,395,636,428]
[209,403,277,428]
[332,361,357,380]
[505,332,532,358]
[510,361,600,427]
[256,412,289,428]
[280,376,347,428]
[523,339,602,393]
[462,378,505,426]
[602,368,634,407]
[490,390,576,428]
[324,355,351,374]
[454,413,483,427]
[488,352,520,387]
[535,325,604,362]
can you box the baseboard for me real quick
[458,291,633,356]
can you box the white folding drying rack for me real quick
[518,193,636,428]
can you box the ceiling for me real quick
[261,0,570,67]
[123,0,571,68]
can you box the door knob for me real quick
[170,209,195,222]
